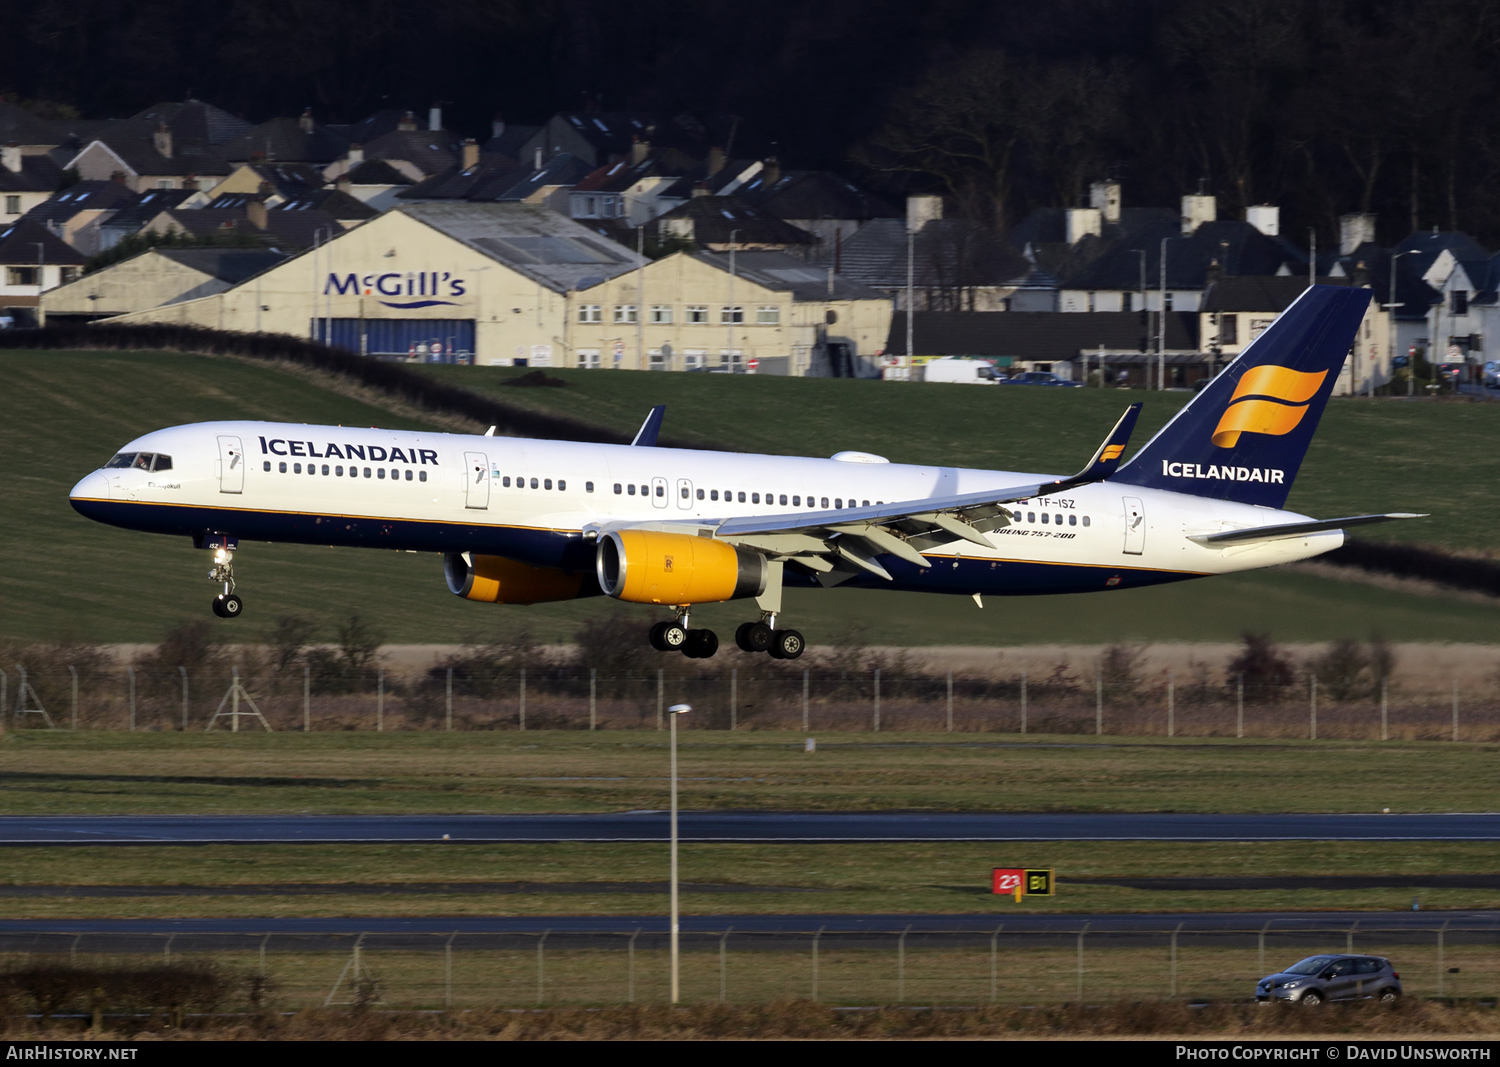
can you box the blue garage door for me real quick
[315,319,475,362]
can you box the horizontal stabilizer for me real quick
[631,405,666,447]
[1190,513,1426,547]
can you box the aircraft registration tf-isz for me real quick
[71,285,1420,659]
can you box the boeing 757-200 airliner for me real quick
[70,285,1420,659]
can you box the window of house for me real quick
[613,304,638,324]
[578,305,602,323]
[720,305,744,324]
[684,350,706,370]
[7,267,37,286]
[155,179,174,189]
[648,349,666,370]
[1220,313,1239,345]
[686,305,708,324]
[650,305,673,324]
[578,348,601,368]
[3,196,18,215]
[755,305,780,325]
[1453,290,1470,314]
[1163,292,1174,311]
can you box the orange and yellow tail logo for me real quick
[1210,366,1327,449]
[1100,444,1126,462]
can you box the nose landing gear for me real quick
[208,546,244,619]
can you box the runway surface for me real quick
[5,811,1500,843]
[0,911,1494,937]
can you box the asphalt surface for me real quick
[6,812,1500,843]
[0,911,1494,937]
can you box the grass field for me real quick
[419,364,1500,555]
[2,730,1495,815]
[3,349,1500,645]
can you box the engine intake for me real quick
[443,553,593,605]
[596,530,766,605]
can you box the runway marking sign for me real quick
[992,867,1054,901]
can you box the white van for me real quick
[919,358,1002,384]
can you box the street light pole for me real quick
[1387,250,1414,399]
[727,230,740,370]
[1158,238,1168,390]
[668,702,692,1003]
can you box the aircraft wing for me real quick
[597,405,1143,585]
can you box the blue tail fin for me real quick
[1111,284,1370,508]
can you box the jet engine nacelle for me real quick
[443,552,595,605]
[596,530,766,605]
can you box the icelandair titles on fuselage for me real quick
[1161,460,1284,483]
[258,437,439,465]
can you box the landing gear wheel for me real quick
[660,623,688,652]
[649,621,672,651]
[767,629,804,660]
[735,621,774,653]
[214,592,244,619]
[683,628,719,659]
[211,596,227,618]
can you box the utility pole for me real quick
[727,229,739,370]
[1158,238,1168,390]
[636,225,646,370]
[906,225,916,363]
[1386,250,1413,399]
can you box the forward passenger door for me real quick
[464,451,490,510]
[217,436,244,494]
[1122,496,1145,555]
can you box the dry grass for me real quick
[4,999,1499,1040]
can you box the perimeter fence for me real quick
[3,924,1498,1010]
[3,661,1499,741]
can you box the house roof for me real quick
[734,169,900,223]
[481,124,540,160]
[96,188,198,232]
[154,247,288,283]
[398,201,648,293]
[0,153,64,194]
[218,117,351,164]
[1333,242,1441,319]
[654,195,815,247]
[819,217,1031,289]
[334,109,421,146]
[690,249,884,301]
[1391,230,1491,279]
[1200,275,1353,312]
[25,180,140,224]
[397,154,529,201]
[156,207,341,251]
[572,148,701,194]
[1059,218,1306,291]
[0,102,66,146]
[489,153,592,201]
[0,217,87,265]
[118,100,253,146]
[888,310,1198,360]
[69,135,231,177]
[344,158,413,186]
[362,129,463,177]
[237,162,328,196]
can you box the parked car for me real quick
[1483,360,1500,388]
[1256,955,1401,1005]
[1000,371,1082,387]
[919,357,1002,385]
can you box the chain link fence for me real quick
[3,661,1499,740]
[4,924,1498,1008]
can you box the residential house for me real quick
[0,143,65,223]
[217,111,351,166]
[1382,230,1490,369]
[733,163,901,260]
[654,195,815,253]
[95,188,203,252]
[825,196,1035,311]
[481,118,540,161]
[139,199,348,252]
[520,112,735,170]
[0,218,86,326]
[23,179,145,255]
[335,158,413,211]
[61,100,247,192]
[41,247,286,324]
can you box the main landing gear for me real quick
[648,610,719,659]
[208,546,244,619]
[735,616,804,660]
[646,560,803,660]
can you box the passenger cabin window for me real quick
[710,490,719,501]
[586,482,595,493]
[614,483,622,494]
[737,491,746,503]
[1082,516,1090,527]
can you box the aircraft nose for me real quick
[70,470,111,505]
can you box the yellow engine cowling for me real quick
[596,530,766,605]
[443,552,591,605]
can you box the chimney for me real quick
[336,174,351,194]
[708,146,725,175]
[398,111,417,131]
[246,199,267,230]
[491,115,505,140]
[1065,207,1102,245]
[257,180,273,197]
[691,181,710,197]
[533,146,543,170]
[762,155,781,186]
[1245,204,1280,236]
[346,143,364,165]
[1339,212,1376,255]
[428,107,442,132]
[0,143,20,173]
[153,122,173,159]
[461,138,479,170]
[299,108,315,134]
[631,136,649,166]
[1089,181,1121,224]
[182,174,198,192]
[906,194,942,234]
[110,170,128,185]
[1181,193,1215,234]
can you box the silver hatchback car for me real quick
[1256,954,1402,1005]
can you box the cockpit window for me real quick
[103,452,172,471]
